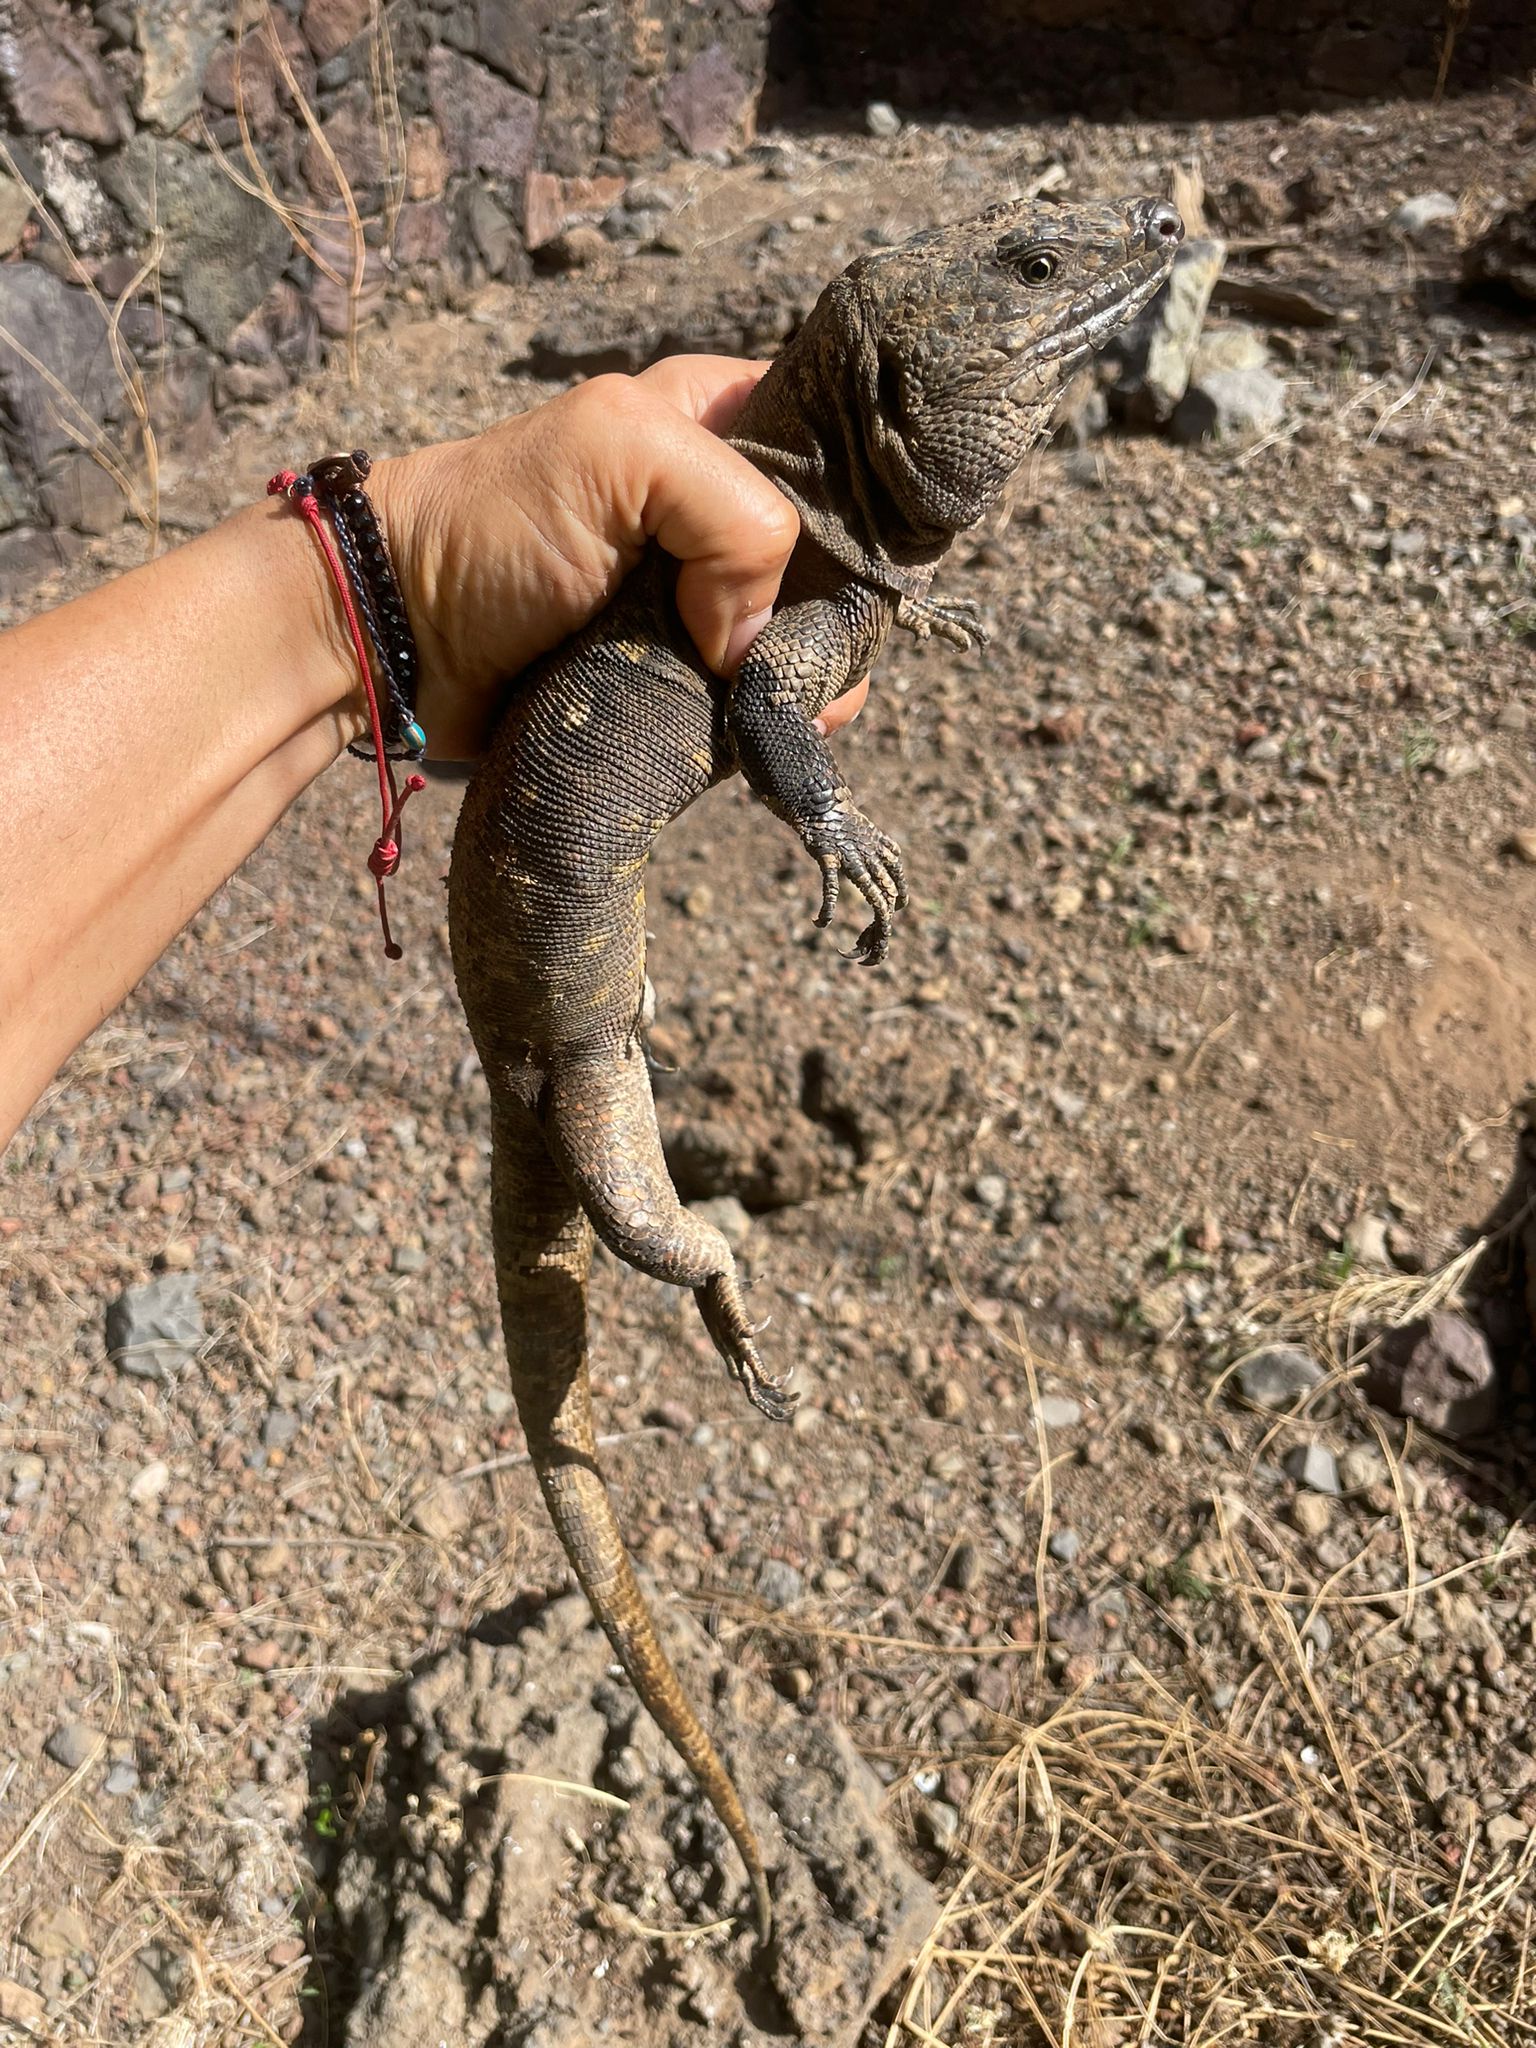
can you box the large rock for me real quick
[0,263,127,473]
[1107,236,1226,424]
[332,1593,937,2048]
[426,47,538,179]
[134,0,225,132]
[1363,1311,1497,1439]
[1171,362,1287,444]
[106,1273,204,1379]
[661,40,754,157]
[0,0,129,144]
[102,137,289,348]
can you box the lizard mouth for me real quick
[1000,246,1177,392]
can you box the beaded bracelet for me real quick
[267,450,427,960]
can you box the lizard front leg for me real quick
[728,586,907,964]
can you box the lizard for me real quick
[447,192,1184,1945]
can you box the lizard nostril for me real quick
[1145,200,1185,248]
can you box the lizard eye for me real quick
[1018,249,1060,285]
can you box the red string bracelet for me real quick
[267,466,426,960]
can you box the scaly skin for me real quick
[449,194,1183,1944]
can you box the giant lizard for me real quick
[448,193,1183,1943]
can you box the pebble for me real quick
[1048,1527,1081,1564]
[1035,1394,1083,1430]
[1343,1212,1391,1269]
[391,1244,429,1275]
[1235,1346,1322,1410]
[864,100,901,138]
[1508,828,1536,865]
[928,1379,968,1419]
[104,1761,140,1797]
[972,1173,1009,1211]
[1339,1445,1385,1493]
[127,1458,171,1504]
[0,1982,46,2027]
[1388,191,1457,238]
[239,1640,283,1672]
[756,1558,805,1609]
[1358,1003,1390,1035]
[1363,1311,1497,1439]
[8,1452,45,1502]
[690,1194,753,1250]
[1292,1492,1333,1539]
[21,1904,92,1958]
[44,1721,101,1771]
[1285,1443,1341,1496]
[105,1272,204,1379]
[1171,364,1287,443]
[408,1482,471,1539]
[946,1541,984,1593]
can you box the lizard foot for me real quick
[699,1274,798,1423]
[896,593,989,651]
[804,807,908,966]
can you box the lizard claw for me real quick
[699,1275,799,1424]
[804,807,907,966]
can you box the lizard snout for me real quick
[1140,199,1185,250]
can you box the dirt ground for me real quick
[2,86,1535,2047]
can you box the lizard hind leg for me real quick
[545,1048,798,1425]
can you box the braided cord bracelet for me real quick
[267,451,426,960]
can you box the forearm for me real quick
[0,488,372,1146]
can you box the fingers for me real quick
[636,355,773,435]
[815,674,869,736]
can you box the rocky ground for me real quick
[2,87,1535,2048]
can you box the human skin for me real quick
[0,356,869,1149]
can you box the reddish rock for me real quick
[1038,705,1086,745]
[301,0,370,63]
[523,170,566,252]
[427,48,539,179]
[0,0,128,144]
[393,200,450,269]
[473,0,548,94]
[302,81,386,203]
[403,115,449,202]
[607,76,664,160]
[202,15,314,135]
[307,223,388,339]
[1363,1312,1498,1440]
[660,40,753,156]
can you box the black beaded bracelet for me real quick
[302,450,425,763]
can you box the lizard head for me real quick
[845,194,1184,537]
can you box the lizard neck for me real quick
[727,279,951,602]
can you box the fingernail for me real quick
[723,606,773,674]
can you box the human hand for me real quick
[371,357,867,762]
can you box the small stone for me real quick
[756,1558,805,1610]
[45,1721,101,1771]
[1339,1445,1385,1493]
[106,1271,204,1380]
[1172,917,1213,956]
[1507,829,1536,865]
[1048,1527,1081,1564]
[239,1640,282,1672]
[0,1981,46,2027]
[928,1379,967,1420]
[1138,1279,1186,1338]
[1144,1418,1182,1458]
[1037,705,1086,745]
[1285,1443,1341,1496]
[128,1459,171,1504]
[1388,191,1457,239]
[1423,1758,1451,1804]
[1343,1212,1391,1269]
[690,1195,752,1250]
[1486,1813,1529,1852]
[946,1541,984,1593]
[409,1483,471,1539]
[391,1244,429,1275]
[1292,1493,1333,1538]
[104,1761,140,1797]
[1048,882,1084,921]
[1035,1394,1083,1430]
[1363,1312,1497,1440]
[972,1173,1009,1212]
[21,1904,92,1958]
[864,100,901,138]
[8,1452,44,1503]
[1358,1003,1390,1035]
[1235,1346,1323,1410]
[682,883,714,918]
[1170,364,1287,444]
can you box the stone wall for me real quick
[0,0,772,574]
[0,0,1530,574]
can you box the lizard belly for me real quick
[450,627,725,1071]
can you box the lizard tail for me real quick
[489,1096,774,1945]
